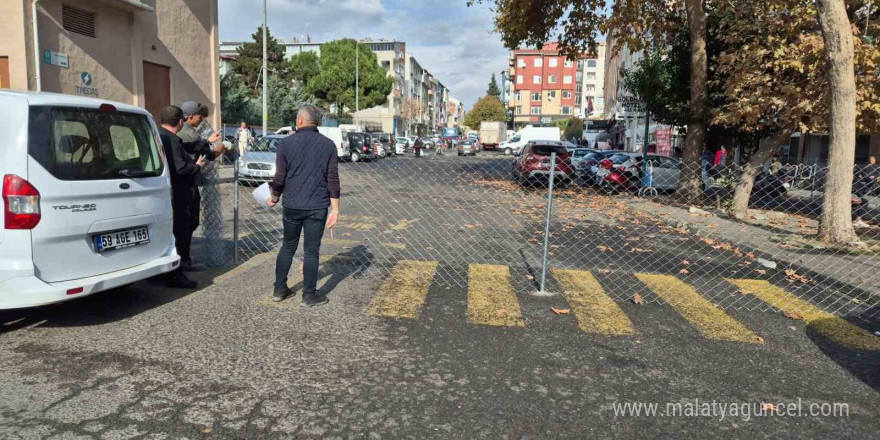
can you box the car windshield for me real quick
[610,154,633,164]
[461,140,474,145]
[533,145,568,156]
[252,137,281,153]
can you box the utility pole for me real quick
[261,0,267,137]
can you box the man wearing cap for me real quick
[175,100,225,271]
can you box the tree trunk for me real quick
[730,131,792,217]
[678,0,709,202]
[815,0,858,244]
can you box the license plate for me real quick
[95,227,150,253]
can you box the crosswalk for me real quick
[268,257,880,350]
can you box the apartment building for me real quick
[507,42,603,130]
[0,0,221,127]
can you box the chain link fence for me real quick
[194,138,880,323]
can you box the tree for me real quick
[263,75,314,127]
[289,51,320,86]
[464,95,507,130]
[400,97,424,135]
[563,118,585,141]
[220,72,258,125]
[232,26,289,96]
[711,0,880,229]
[308,39,393,116]
[487,73,502,99]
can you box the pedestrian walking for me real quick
[158,105,220,288]
[267,105,340,306]
[413,137,423,158]
[236,121,256,161]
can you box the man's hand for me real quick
[267,196,279,208]
[326,210,338,229]
[208,130,222,144]
[195,155,207,167]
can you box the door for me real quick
[26,106,172,282]
[143,61,170,123]
[0,57,10,89]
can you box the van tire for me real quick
[351,152,361,163]
[505,148,512,156]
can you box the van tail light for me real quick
[600,159,613,170]
[3,174,41,230]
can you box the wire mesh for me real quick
[215,137,879,322]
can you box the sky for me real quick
[218,0,511,110]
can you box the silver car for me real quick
[238,135,285,185]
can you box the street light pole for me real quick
[355,43,359,113]
[261,0,267,137]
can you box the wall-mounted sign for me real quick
[75,71,98,97]
[541,117,553,124]
[618,95,645,113]
[42,50,69,68]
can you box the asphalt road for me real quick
[1,151,878,439]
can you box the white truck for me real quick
[501,126,561,155]
[478,121,507,150]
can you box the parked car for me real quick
[317,126,347,160]
[378,133,395,157]
[569,148,595,171]
[420,137,435,149]
[457,139,478,156]
[512,141,574,187]
[275,126,294,135]
[367,133,386,158]
[395,137,409,154]
[238,135,285,186]
[346,132,378,162]
[0,91,179,309]
[643,155,683,191]
[595,153,642,190]
[577,150,625,185]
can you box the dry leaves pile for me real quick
[784,269,813,284]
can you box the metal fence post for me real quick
[539,152,556,294]
[233,160,239,265]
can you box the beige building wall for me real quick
[0,0,220,128]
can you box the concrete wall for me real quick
[0,0,30,90]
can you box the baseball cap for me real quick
[181,101,201,117]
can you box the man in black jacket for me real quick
[158,105,220,288]
[268,105,340,306]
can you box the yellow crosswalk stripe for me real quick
[467,264,524,327]
[636,274,761,343]
[727,279,880,350]
[552,269,634,335]
[368,260,439,319]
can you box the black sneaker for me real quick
[301,292,329,307]
[166,272,197,289]
[273,286,290,302]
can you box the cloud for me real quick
[218,0,509,108]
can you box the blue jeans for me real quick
[275,208,328,293]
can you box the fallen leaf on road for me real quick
[679,269,690,274]
[526,275,535,280]
[788,326,797,331]
[598,269,611,274]
[598,245,611,252]
[551,307,571,315]
[495,309,507,317]
[782,311,805,321]
[682,259,691,265]
[761,402,776,410]
[738,289,752,295]
[784,269,812,284]
[342,246,351,250]
[633,293,644,305]
[755,269,767,275]
[755,336,766,344]
[202,427,212,434]
[343,233,352,237]
[425,246,433,251]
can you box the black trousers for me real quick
[275,207,328,293]
[171,186,200,264]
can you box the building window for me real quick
[587,59,597,68]
[516,106,522,115]
[548,74,557,84]
[518,58,526,68]
[534,58,543,67]
[586,72,596,80]
[576,84,582,93]
[585,84,595,92]
[517,75,523,84]
[533,75,542,84]
[547,90,556,99]
[531,106,541,115]
[576,72,583,82]
[62,4,97,38]
[577,59,584,69]
[564,59,574,67]
[561,106,571,115]
[531,92,541,101]
[574,95,581,105]
[515,91,522,101]
[549,58,558,67]
[563,75,573,84]
[563,91,572,99]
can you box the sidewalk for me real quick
[625,198,880,303]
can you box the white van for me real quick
[502,126,561,155]
[0,91,179,309]
[317,126,348,159]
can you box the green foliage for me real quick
[220,72,259,125]
[233,26,290,96]
[621,47,690,130]
[487,73,502,99]
[308,39,393,116]
[264,75,315,127]
[289,51,320,86]
[464,95,507,130]
[562,118,584,140]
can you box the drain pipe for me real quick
[31,0,41,91]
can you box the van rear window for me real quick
[28,106,163,180]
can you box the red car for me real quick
[512,141,574,187]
